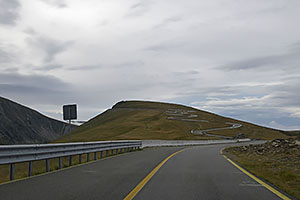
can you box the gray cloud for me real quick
[0,49,13,63]
[23,27,37,35]
[113,61,144,68]
[153,16,183,29]
[0,0,20,25]
[40,0,67,8]
[187,78,300,129]
[0,72,70,90]
[34,64,102,71]
[27,36,73,63]
[0,72,73,105]
[126,1,153,17]
[143,41,185,52]
[220,42,300,71]
[67,65,101,71]
[34,64,63,71]
[172,70,200,76]
[1,67,19,73]
[0,43,19,67]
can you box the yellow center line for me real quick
[223,155,291,200]
[123,148,186,200]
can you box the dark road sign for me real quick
[63,104,77,121]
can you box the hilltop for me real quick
[56,100,289,142]
[0,96,74,144]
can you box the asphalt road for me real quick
[0,144,286,200]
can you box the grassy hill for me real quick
[55,101,289,142]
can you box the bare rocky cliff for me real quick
[0,96,75,144]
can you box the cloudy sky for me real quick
[1,0,300,130]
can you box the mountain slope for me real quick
[0,96,73,144]
[56,101,289,142]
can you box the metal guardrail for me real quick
[0,140,142,181]
[141,139,251,148]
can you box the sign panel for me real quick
[63,104,77,120]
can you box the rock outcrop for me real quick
[0,96,75,144]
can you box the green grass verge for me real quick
[223,147,300,199]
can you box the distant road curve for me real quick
[191,123,243,139]
[166,109,243,139]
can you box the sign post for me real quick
[63,104,77,142]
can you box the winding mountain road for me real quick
[191,122,243,139]
[166,109,243,139]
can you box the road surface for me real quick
[0,143,289,200]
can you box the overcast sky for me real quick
[1,0,300,130]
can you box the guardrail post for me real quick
[106,150,108,157]
[69,155,72,166]
[111,149,113,156]
[46,159,50,172]
[58,157,62,169]
[10,163,15,181]
[87,153,90,162]
[94,152,97,160]
[79,154,82,164]
[28,161,33,176]
[100,151,103,159]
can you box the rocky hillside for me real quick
[0,96,74,144]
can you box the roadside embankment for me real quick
[223,138,300,199]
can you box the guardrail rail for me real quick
[0,140,142,181]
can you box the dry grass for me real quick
[223,147,300,199]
